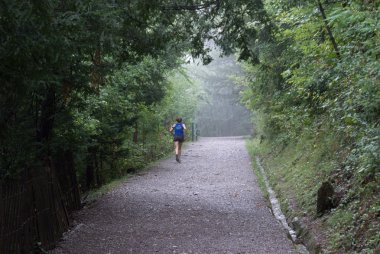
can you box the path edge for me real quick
[253,156,320,254]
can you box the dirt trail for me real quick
[53,137,297,254]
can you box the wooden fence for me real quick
[0,152,81,253]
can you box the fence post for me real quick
[195,123,198,141]
[191,123,195,142]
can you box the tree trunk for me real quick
[133,122,138,143]
[36,87,56,144]
[94,150,101,187]
[316,0,340,58]
[91,48,103,94]
[64,150,81,210]
[86,147,95,190]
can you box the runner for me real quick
[169,117,186,163]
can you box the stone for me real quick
[317,181,336,216]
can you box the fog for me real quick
[187,51,252,137]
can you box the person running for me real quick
[169,117,186,163]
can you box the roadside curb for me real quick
[255,157,320,254]
[289,217,322,254]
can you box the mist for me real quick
[186,51,252,137]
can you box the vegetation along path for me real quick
[53,137,297,254]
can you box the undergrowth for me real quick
[246,138,269,200]
[247,128,380,253]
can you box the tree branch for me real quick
[162,1,219,11]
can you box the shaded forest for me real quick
[1,0,379,253]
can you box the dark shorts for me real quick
[173,135,184,142]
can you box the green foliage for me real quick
[1,5,222,248]
[0,0,276,181]
[249,114,380,252]
[1,0,378,251]
[233,0,380,252]
[67,59,203,186]
[0,0,218,182]
[159,70,205,123]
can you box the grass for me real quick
[264,131,340,215]
[245,138,269,200]
[85,149,175,204]
[246,127,380,253]
[326,208,356,252]
[85,174,132,203]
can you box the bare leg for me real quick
[178,142,182,157]
[177,142,183,163]
[174,141,180,162]
[174,141,179,155]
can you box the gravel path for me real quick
[53,137,297,254]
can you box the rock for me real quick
[374,243,380,254]
[317,181,336,216]
[290,217,321,254]
[291,217,305,237]
[259,135,266,144]
[126,168,137,174]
